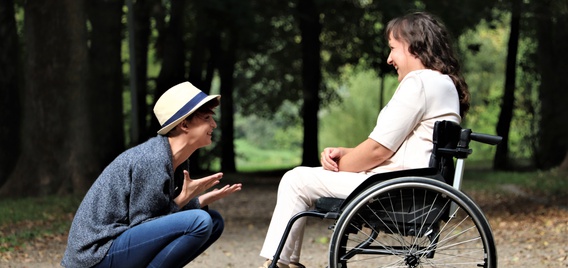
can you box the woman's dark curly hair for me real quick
[385,12,470,118]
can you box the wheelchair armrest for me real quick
[316,197,344,213]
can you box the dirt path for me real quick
[1,175,567,267]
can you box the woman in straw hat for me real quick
[259,11,470,268]
[62,82,242,268]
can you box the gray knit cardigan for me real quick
[61,135,200,267]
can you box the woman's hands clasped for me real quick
[174,171,242,208]
[321,147,345,172]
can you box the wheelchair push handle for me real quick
[452,129,502,159]
[470,132,503,145]
[458,128,502,148]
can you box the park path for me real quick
[1,174,566,267]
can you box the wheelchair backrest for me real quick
[429,120,462,185]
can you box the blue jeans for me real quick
[93,209,224,268]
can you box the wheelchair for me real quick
[269,121,502,268]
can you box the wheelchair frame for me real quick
[268,121,502,268]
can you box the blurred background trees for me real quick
[0,0,566,198]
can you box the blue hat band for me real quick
[161,92,208,127]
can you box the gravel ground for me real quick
[1,173,567,268]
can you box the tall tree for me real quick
[494,0,522,170]
[421,0,495,37]
[534,0,568,169]
[219,34,238,172]
[186,2,212,92]
[298,0,322,167]
[213,0,244,173]
[187,0,291,172]
[0,0,21,188]
[86,0,125,184]
[150,0,188,135]
[234,3,302,119]
[192,3,226,173]
[560,152,568,171]
[1,0,93,197]
[130,0,154,142]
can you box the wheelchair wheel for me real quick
[329,177,497,268]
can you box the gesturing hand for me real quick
[174,171,222,208]
[198,183,242,207]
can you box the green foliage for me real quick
[233,64,403,170]
[319,65,397,149]
[235,99,302,150]
[273,126,303,151]
[463,168,568,198]
[233,96,303,171]
[0,195,81,252]
[459,16,507,123]
[123,3,540,170]
[234,139,300,172]
[459,14,538,162]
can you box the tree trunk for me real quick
[298,0,322,167]
[190,32,222,173]
[0,0,21,188]
[494,0,521,170]
[219,33,237,173]
[1,0,92,197]
[132,0,154,141]
[560,151,568,171]
[534,0,568,169]
[150,0,188,136]
[86,0,125,189]
[187,8,208,92]
[203,34,221,94]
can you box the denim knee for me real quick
[180,209,213,237]
[208,210,225,237]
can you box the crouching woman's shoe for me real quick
[260,260,306,268]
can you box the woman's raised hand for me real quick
[174,171,223,208]
[198,182,242,207]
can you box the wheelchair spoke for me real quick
[329,179,496,268]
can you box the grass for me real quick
[463,167,568,197]
[234,139,301,172]
[0,195,82,252]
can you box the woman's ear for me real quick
[180,120,189,130]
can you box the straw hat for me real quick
[153,82,220,135]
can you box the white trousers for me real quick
[259,166,372,265]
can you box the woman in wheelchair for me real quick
[259,12,470,268]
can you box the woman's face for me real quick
[387,33,424,82]
[187,111,217,148]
